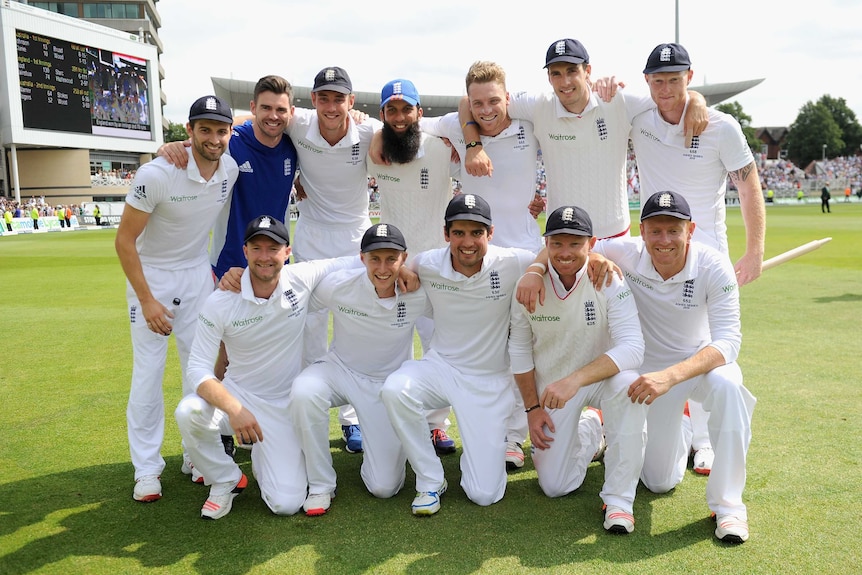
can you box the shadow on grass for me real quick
[813,292,862,303]
[0,447,715,575]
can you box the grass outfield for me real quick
[0,203,860,574]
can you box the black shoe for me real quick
[221,434,236,458]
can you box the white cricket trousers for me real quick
[381,350,514,506]
[289,354,407,498]
[639,361,756,519]
[125,262,213,480]
[532,370,647,513]
[175,386,306,515]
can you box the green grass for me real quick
[1,203,861,574]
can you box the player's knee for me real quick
[174,394,207,429]
[640,472,679,494]
[262,490,304,516]
[366,481,402,499]
[464,484,504,507]
[380,374,410,406]
[538,476,577,499]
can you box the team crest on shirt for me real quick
[682,136,703,160]
[282,288,304,317]
[420,167,429,189]
[284,158,293,177]
[132,185,146,200]
[129,304,137,323]
[483,270,506,301]
[220,180,230,203]
[596,117,608,140]
[584,300,597,326]
[390,301,410,328]
[349,143,362,165]
[513,125,530,150]
[675,279,698,310]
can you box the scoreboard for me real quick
[16,28,152,140]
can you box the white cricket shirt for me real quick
[368,132,454,255]
[186,256,357,401]
[125,149,238,270]
[631,103,754,254]
[508,91,653,239]
[310,267,433,379]
[594,238,741,370]
[413,244,536,376]
[287,108,382,226]
[422,113,543,252]
[508,262,644,393]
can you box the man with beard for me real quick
[367,78,457,454]
[116,95,238,503]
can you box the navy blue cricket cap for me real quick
[244,215,290,245]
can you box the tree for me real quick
[818,95,862,157]
[163,120,188,143]
[784,101,843,168]
[716,101,760,152]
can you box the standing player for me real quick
[462,39,707,238]
[381,194,537,515]
[420,61,545,469]
[175,215,358,520]
[157,75,299,456]
[289,223,432,516]
[630,43,766,473]
[286,66,384,451]
[509,205,647,534]
[368,78,457,453]
[115,95,238,502]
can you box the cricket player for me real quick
[368,78,457,453]
[289,223,432,516]
[508,205,647,534]
[592,191,754,543]
[381,193,537,515]
[116,95,238,503]
[630,43,766,475]
[175,215,358,520]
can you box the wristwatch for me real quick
[465,141,483,149]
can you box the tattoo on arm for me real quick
[729,162,755,184]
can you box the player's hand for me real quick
[683,92,708,147]
[218,267,244,292]
[627,371,673,405]
[465,147,493,177]
[516,271,545,313]
[527,408,555,450]
[528,193,546,219]
[540,376,579,410]
[397,265,420,292]
[368,130,390,166]
[735,252,763,286]
[158,140,191,168]
[294,178,307,201]
[229,407,263,444]
[586,252,621,290]
[349,109,369,124]
[142,298,172,336]
[592,75,625,102]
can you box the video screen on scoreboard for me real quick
[16,29,152,140]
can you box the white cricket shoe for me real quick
[303,491,335,516]
[412,479,448,516]
[133,475,162,502]
[201,474,247,520]
[693,447,715,475]
[714,513,749,544]
[603,504,635,534]
[181,460,204,484]
[505,441,525,470]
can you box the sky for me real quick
[157,0,862,130]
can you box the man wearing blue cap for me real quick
[369,78,458,454]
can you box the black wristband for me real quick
[524,404,541,413]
